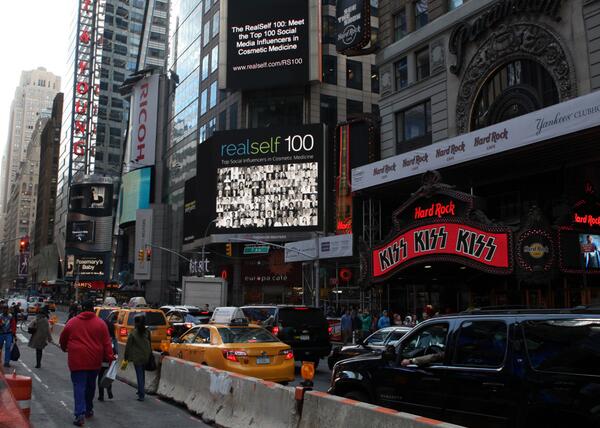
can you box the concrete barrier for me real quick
[298,390,463,428]
[157,357,300,428]
[115,342,161,395]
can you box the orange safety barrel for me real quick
[5,373,32,420]
[0,372,30,427]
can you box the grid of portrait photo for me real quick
[215,162,319,229]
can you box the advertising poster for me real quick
[196,125,326,235]
[560,231,600,273]
[225,0,310,89]
[118,167,152,225]
[69,182,113,215]
[336,0,371,52]
[67,221,95,243]
[64,252,108,280]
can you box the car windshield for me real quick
[218,327,279,343]
[98,309,113,320]
[241,308,277,324]
[185,314,208,324]
[127,311,166,326]
[365,330,388,346]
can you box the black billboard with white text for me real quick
[195,125,326,235]
[225,0,310,90]
[336,0,371,52]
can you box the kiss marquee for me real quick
[352,90,600,192]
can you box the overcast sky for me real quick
[0,1,73,177]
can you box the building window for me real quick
[395,57,408,90]
[416,47,430,81]
[209,81,217,109]
[218,110,227,131]
[395,100,431,152]
[346,60,363,90]
[347,99,363,119]
[371,65,379,93]
[212,11,220,38]
[322,15,336,44]
[229,103,238,130]
[207,118,217,137]
[202,55,209,80]
[415,0,428,30]
[211,46,219,73]
[200,125,207,143]
[320,94,337,125]
[322,55,337,85]
[203,22,211,46]
[449,0,463,10]
[201,89,208,115]
[393,10,406,41]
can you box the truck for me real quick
[181,276,228,310]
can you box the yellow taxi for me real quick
[114,307,169,351]
[95,306,119,320]
[167,307,295,382]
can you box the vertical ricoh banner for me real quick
[127,74,159,169]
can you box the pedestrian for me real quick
[370,311,379,333]
[98,311,118,401]
[59,300,114,427]
[351,309,361,342]
[340,309,352,344]
[361,309,372,338]
[68,302,79,320]
[377,310,391,329]
[0,304,16,368]
[28,306,52,368]
[124,315,152,402]
[403,315,413,327]
[393,313,403,326]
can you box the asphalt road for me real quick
[10,310,209,427]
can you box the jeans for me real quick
[0,333,13,365]
[134,364,145,398]
[71,370,98,417]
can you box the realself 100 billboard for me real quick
[195,125,326,236]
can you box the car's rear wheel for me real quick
[344,390,369,403]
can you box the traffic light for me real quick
[225,243,232,257]
[146,247,152,261]
[19,236,29,253]
[138,249,145,261]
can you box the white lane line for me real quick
[32,373,42,383]
[20,361,33,373]
[17,333,28,344]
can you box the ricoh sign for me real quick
[127,74,159,169]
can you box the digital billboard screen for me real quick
[225,0,310,90]
[70,183,113,215]
[336,0,371,53]
[196,124,326,235]
[67,221,95,243]
[118,167,152,225]
[560,230,600,273]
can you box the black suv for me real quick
[240,305,331,367]
[329,309,600,428]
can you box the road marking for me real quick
[17,333,28,344]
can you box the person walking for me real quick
[124,315,152,402]
[0,305,16,367]
[59,300,114,427]
[340,309,353,345]
[377,310,391,329]
[28,306,52,368]
[361,309,372,338]
[98,311,118,401]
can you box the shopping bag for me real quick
[144,354,157,372]
[10,342,20,361]
[100,360,118,388]
[120,359,128,370]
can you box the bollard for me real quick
[6,373,32,419]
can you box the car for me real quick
[167,307,295,382]
[95,306,119,320]
[27,296,45,314]
[327,326,411,370]
[114,307,169,351]
[328,309,600,428]
[240,305,331,368]
[165,308,212,338]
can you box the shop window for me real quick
[347,99,363,119]
[416,47,430,81]
[322,55,337,85]
[320,94,337,125]
[346,60,363,90]
[415,0,428,30]
[393,9,406,41]
[453,321,508,368]
[371,65,379,93]
[395,100,431,153]
[449,0,463,10]
[395,57,408,90]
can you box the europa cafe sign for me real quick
[368,172,513,280]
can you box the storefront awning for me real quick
[352,91,600,191]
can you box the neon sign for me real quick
[413,201,456,220]
[573,213,600,227]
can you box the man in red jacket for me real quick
[60,300,114,427]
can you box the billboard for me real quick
[559,230,600,273]
[225,0,311,90]
[134,209,153,280]
[336,0,371,53]
[127,74,159,169]
[118,167,152,225]
[69,182,113,216]
[64,252,108,280]
[67,221,95,243]
[183,176,200,245]
[195,125,326,235]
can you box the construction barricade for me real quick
[0,371,31,427]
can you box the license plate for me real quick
[256,356,270,365]
[300,335,310,341]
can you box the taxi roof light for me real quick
[210,307,249,326]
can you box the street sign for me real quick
[243,245,270,255]
[284,234,353,263]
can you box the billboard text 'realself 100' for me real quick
[220,134,315,157]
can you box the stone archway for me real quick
[455,22,577,134]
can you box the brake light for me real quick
[272,326,280,335]
[167,327,174,336]
[328,326,333,335]
[279,349,294,360]
[222,350,247,362]
[185,323,193,329]
[200,311,209,315]
[119,327,128,337]
[294,307,309,310]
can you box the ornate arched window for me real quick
[471,59,559,130]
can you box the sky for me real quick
[0,0,73,178]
